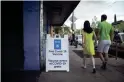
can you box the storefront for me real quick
[2,1,80,72]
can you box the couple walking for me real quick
[82,14,114,73]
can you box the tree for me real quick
[75,29,82,35]
[91,16,100,29]
[54,26,62,34]
[63,26,71,34]
[54,25,71,35]
[112,21,124,32]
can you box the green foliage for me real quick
[63,26,71,34]
[54,26,62,34]
[54,26,71,34]
[113,21,124,32]
[75,29,82,35]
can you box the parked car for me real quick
[76,35,82,45]
[118,32,124,43]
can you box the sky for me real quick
[64,0,124,29]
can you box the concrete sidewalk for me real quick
[38,46,124,82]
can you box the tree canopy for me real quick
[112,21,124,32]
[54,25,71,34]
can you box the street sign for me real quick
[69,15,77,23]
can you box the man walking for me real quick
[75,36,78,48]
[97,14,114,70]
[71,32,75,45]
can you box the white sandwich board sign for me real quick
[46,34,69,72]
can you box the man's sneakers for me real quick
[92,68,96,73]
[101,62,107,70]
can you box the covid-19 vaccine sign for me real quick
[46,34,69,72]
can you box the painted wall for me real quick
[23,1,40,70]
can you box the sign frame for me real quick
[46,34,69,72]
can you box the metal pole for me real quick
[72,12,74,32]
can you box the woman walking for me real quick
[82,20,97,73]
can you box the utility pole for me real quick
[72,12,74,32]
[69,11,77,33]
[114,14,117,24]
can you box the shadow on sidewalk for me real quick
[2,71,41,82]
[73,50,114,58]
[110,64,124,75]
